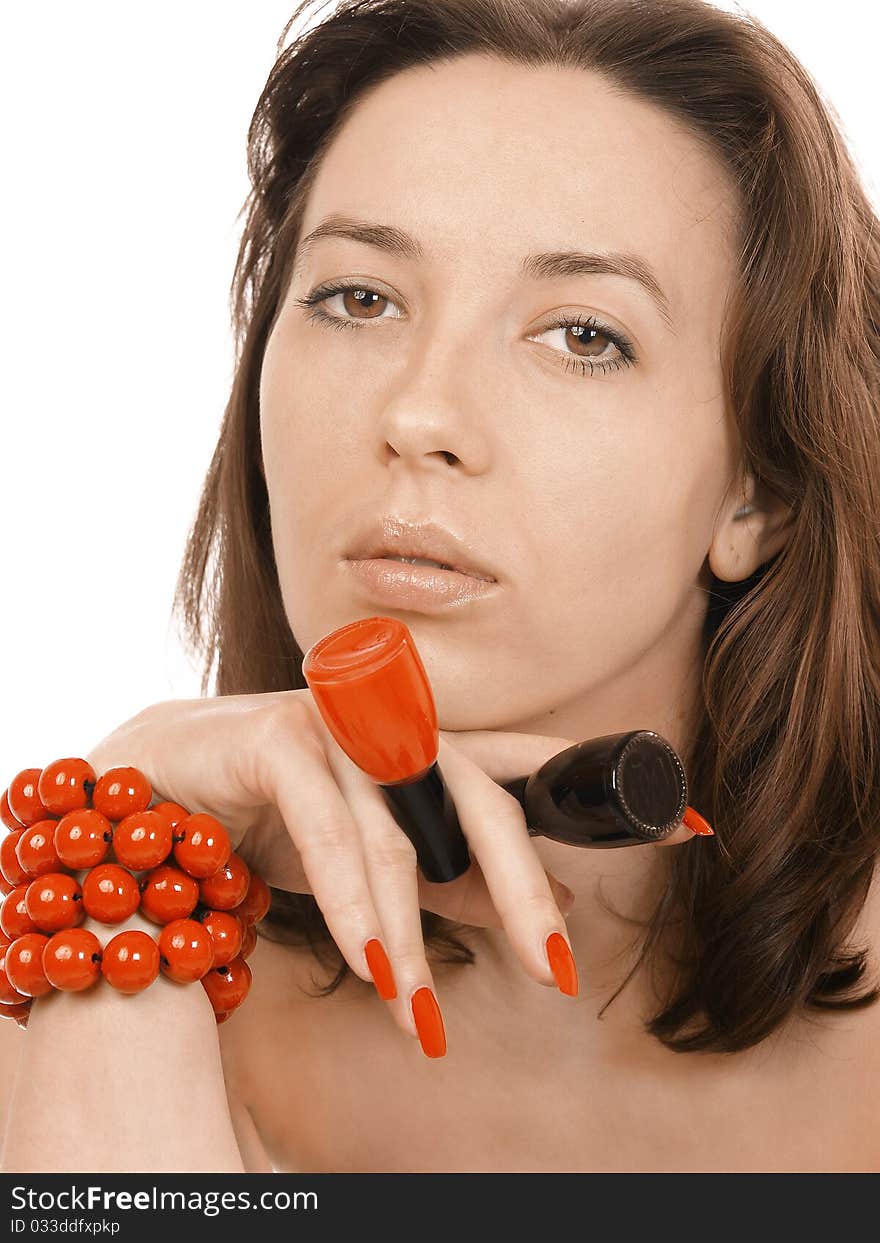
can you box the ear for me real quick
[708,471,794,583]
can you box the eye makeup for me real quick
[292,280,639,377]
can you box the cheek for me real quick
[258,335,344,630]
[505,403,710,658]
[518,404,685,587]
[259,329,353,526]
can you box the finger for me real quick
[658,805,715,844]
[322,727,574,929]
[416,864,575,925]
[437,729,576,784]
[259,709,393,988]
[316,721,503,925]
[435,737,575,992]
[440,729,713,846]
[325,745,430,1019]
[324,742,443,1045]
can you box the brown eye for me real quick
[563,323,613,359]
[339,288,388,318]
[529,312,636,377]
[294,283,402,332]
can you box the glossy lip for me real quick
[345,516,498,583]
[343,557,499,612]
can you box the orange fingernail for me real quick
[411,986,446,1057]
[364,938,397,1000]
[682,805,715,836]
[545,931,578,997]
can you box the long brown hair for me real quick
[172,0,880,1053]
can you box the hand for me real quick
[401,726,703,951]
[83,694,700,1045]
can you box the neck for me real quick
[475,612,706,1029]
[471,837,676,1030]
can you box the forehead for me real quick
[299,53,739,326]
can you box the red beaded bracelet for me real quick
[0,758,270,1030]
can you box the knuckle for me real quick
[496,788,530,823]
[256,701,327,793]
[299,813,358,860]
[366,833,418,873]
[384,945,429,980]
[315,886,368,926]
[512,889,561,922]
[259,694,317,748]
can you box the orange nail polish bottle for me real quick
[303,616,471,883]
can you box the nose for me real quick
[375,345,492,476]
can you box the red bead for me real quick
[201,954,251,1014]
[151,801,190,831]
[200,909,242,966]
[139,865,199,924]
[172,813,231,879]
[1,789,25,831]
[101,930,160,993]
[240,922,257,960]
[158,917,215,982]
[54,807,112,869]
[0,873,13,898]
[198,852,250,910]
[36,757,97,816]
[80,864,141,924]
[0,939,31,1004]
[7,768,51,827]
[0,998,32,1027]
[1,884,40,939]
[4,932,52,997]
[113,809,172,870]
[1,829,33,886]
[43,927,103,991]
[16,820,63,878]
[230,872,271,926]
[92,766,152,821]
[25,873,84,934]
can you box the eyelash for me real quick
[292,281,638,377]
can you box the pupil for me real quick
[345,289,383,316]
[568,325,605,357]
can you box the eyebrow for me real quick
[294,214,674,330]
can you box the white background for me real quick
[2,1,878,777]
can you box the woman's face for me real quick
[260,54,741,743]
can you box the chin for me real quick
[430,686,527,730]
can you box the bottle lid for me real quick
[302,616,438,784]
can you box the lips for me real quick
[345,516,498,582]
[381,554,457,572]
[351,551,495,583]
